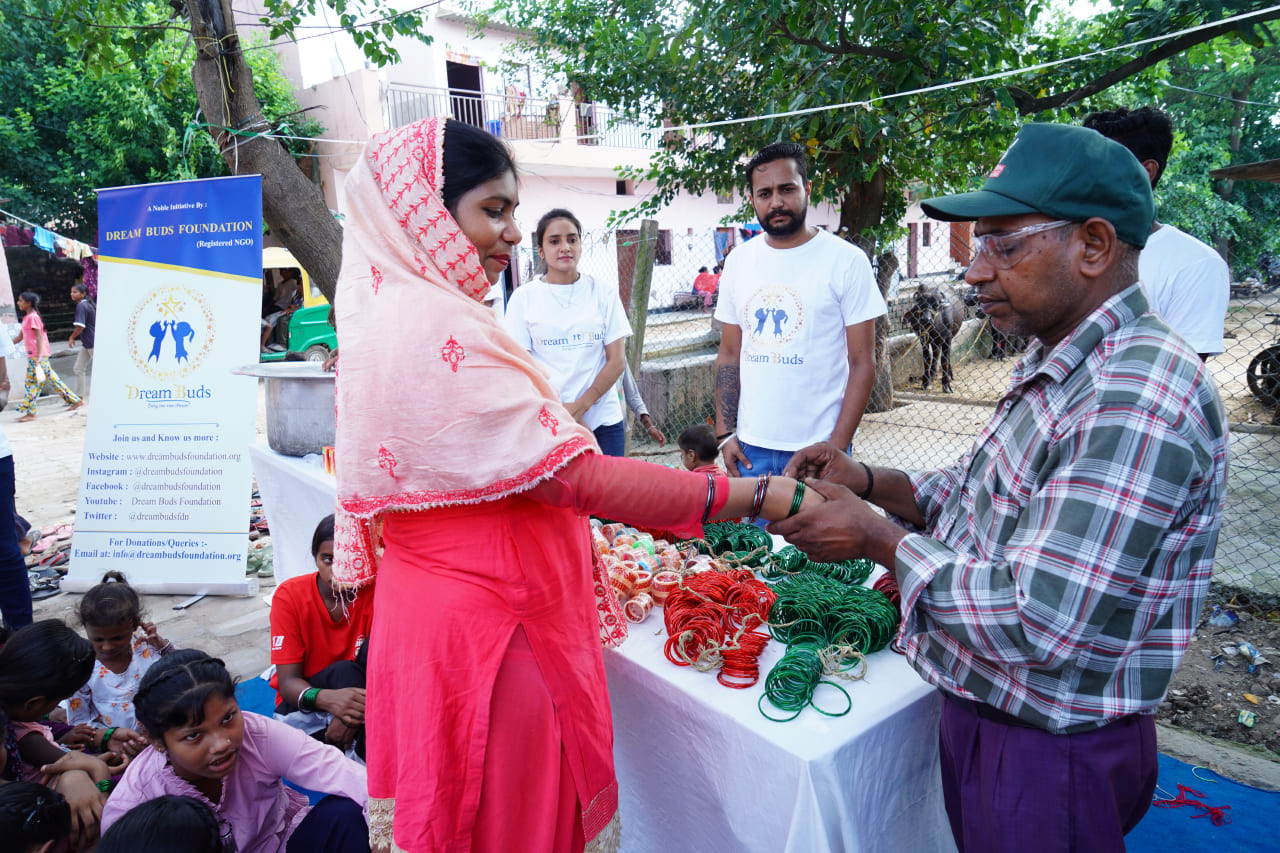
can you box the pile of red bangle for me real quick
[663,569,778,688]
[872,572,901,613]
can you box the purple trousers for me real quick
[939,694,1158,853]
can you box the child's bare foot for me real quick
[66,400,84,411]
[16,413,35,422]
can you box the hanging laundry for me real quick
[33,226,56,252]
[4,225,32,246]
[82,256,98,298]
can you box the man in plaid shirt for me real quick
[773,123,1228,852]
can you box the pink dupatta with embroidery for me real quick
[332,118,596,588]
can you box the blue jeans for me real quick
[0,455,32,630]
[735,442,798,529]
[735,441,797,478]
[593,420,626,457]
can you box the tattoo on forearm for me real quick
[715,365,740,430]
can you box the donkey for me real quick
[904,281,965,393]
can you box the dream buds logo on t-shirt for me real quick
[742,284,805,349]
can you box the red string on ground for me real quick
[1151,783,1233,826]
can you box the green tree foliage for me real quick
[492,0,1277,260]
[3,0,426,298]
[1022,3,1279,273]
[0,0,320,243]
[1157,40,1280,272]
[493,0,1041,255]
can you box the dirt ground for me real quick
[1159,589,1280,756]
[883,302,1280,762]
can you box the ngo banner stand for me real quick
[65,175,262,594]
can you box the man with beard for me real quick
[712,143,885,499]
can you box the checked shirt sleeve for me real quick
[896,402,1201,675]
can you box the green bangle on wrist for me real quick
[299,687,322,712]
[99,727,117,752]
[96,778,115,793]
[787,481,806,517]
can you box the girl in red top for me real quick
[268,515,372,756]
[13,291,81,422]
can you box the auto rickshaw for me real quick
[260,246,335,363]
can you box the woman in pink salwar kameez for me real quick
[333,118,821,853]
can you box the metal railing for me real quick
[383,84,660,149]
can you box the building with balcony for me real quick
[239,3,875,314]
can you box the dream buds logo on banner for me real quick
[128,286,216,381]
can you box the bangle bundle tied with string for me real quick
[760,544,875,587]
[663,568,777,688]
[680,521,774,569]
[759,573,900,721]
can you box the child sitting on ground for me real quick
[269,514,373,756]
[102,649,369,853]
[1,621,117,850]
[66,572,174,758]
[99,794,226,853]
[0,781,71,853]
[679,423,723,475]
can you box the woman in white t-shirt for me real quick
[503,209,632,456]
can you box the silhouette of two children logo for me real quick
[753,307,790,337]
[146,319,196,364]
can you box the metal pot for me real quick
[233,362,335,457]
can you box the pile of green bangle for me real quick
[685,521,774,568]
[767,574,898,655]
[759,545,875,586]
[757,642,854,723]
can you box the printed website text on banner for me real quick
[66,175,263,595]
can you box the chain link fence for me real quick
[514,221,1279,596]
[514,226,726,450]
[869,221,1279,598]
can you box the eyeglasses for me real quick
[972,220,1073,269]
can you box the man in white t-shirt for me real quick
[1083,107,1230,359]
[713,142,887,487]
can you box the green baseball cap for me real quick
[920,123,1155,248]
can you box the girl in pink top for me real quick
[101,650,369,853]
[13,291,80,422]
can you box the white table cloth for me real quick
[247,442,338,584]
[605,591,957,853]
[242,446,957,850]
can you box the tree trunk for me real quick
[186,0,342,304]
[839,168,896,413]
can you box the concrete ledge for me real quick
[1156,723,1280,791]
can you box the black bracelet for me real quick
[857,462,875,500]
[701,472,717,523]
[716,431,733,441]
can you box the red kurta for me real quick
[365,456,724,852]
